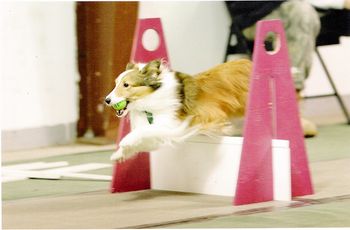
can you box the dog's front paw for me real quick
[119,133,141,148]
[110,146,136,162]
[110,148,124,162]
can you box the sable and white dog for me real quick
[105,59,252,162]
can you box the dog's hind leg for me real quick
[220,117,245,136]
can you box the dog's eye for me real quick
[123,82,129,88]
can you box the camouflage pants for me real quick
[243,0,321,91]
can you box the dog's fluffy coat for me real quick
[106,59,252,161]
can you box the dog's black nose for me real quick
[105,97,111,104]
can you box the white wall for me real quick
[1,2,79,131]
[139,1,231,74]
[304,37,350,96]
[139,2,350,97]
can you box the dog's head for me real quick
[105,59,166,117]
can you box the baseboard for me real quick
[1,122,77,152]
[301,94,350,125]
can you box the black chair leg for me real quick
[316,48,350,124]
[224,29,233,62]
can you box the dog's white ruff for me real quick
[110,71,198,161]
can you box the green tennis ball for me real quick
[112,100,127,110]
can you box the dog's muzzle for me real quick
[105,96,129,118]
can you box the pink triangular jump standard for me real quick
[110,18,170,193]
[234,19,313,205]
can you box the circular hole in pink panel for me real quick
[264,32,281,55]
[142,29,160,52]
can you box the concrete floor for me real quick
[2,123,350,228]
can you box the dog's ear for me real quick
[126,62,136,70]
[148,59,161,69]
[140,59,161,75]
[144,77,162,89]
[139,59,162,89]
